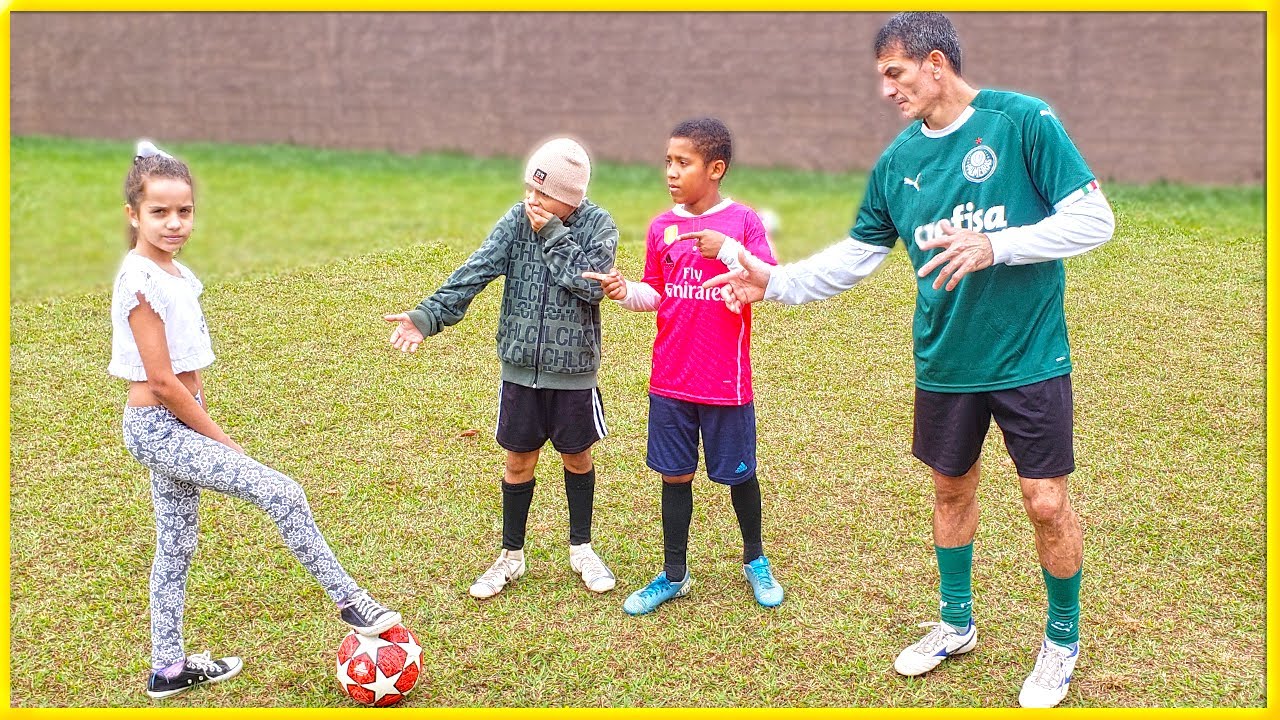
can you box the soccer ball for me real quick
[335,624,423,706]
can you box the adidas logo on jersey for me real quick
[913,202,1008,248]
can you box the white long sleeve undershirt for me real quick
[986,190,1115,265]
[764,189,1115,305]
[618,281,661,311]
[764,238,891,304]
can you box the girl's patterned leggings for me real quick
[122,405,360,669]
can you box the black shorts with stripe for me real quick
[495,381,607,454]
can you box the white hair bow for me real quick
[135,139,173,161]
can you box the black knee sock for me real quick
[501,478,536,551]
[730,474,764,564]
[662,480,693,581]
[564,467,595,546]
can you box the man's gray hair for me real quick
[874,12,964,76]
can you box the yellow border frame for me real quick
[1,2,1275,9]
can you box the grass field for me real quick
[8,136,1266,707]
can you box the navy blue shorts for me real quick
[912,374,1075,479]
[495,381,607,454]
[646,393,756,485]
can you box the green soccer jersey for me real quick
[852,89,1098,392]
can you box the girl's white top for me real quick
[108,251,214,381]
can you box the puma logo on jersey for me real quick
[903,173,922,191]
[1040,108,1057,118]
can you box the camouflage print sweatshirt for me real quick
[406,199,619,390]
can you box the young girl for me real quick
[111,141,400,700]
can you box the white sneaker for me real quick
[893,619,978,676]
[1019,638,1079,708]
[469,549,526,599]
[569,542,616,593]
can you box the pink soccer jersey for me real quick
[642,199,778,406]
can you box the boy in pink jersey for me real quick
[585,117,783,615]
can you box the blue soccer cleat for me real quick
[743,556,785,607]
[623,570,692,615]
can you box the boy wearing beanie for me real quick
[384,137,620,598]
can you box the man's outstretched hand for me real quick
[701,248,772,314]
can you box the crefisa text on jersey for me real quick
[913,202,1008,248]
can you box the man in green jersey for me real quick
[702,12,1115,708]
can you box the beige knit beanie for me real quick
[524,137,591,207]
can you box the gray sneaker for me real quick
[339,590,402,636]
[145,651,243,700]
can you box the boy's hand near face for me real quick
[582,268,629,301]
[525,202,555,232]
[523,188,561,233]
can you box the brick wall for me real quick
[11,12,1264,184]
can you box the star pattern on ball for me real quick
[360,658,407,706]
[336,625,424,706]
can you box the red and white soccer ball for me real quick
[335,623,423,706]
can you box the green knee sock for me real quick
[1043,565,1082,647]
[935,543,973,630]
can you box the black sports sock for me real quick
[730,474,764,564]
[662,480,693,582]
[564,467,595,546]
[501,478,536,551]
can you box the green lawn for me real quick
[8,136,1266,707]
